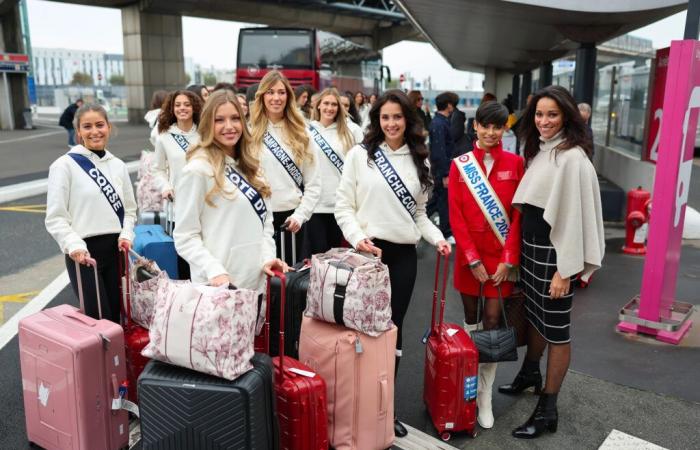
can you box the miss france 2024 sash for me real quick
[171,133,190,152]
[308,124,344,173]
[263,131,305,192]
[68,153,125,226]
[225,164,267,226]
[371,146,417,220]
[454,152,510,246]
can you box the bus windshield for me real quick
[238,29,313,70]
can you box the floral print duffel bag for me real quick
[305,248,393,337]
[136,150,163,213]
[142,278,258,380]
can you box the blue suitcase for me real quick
[133,225,179,279]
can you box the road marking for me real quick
[394,423,461,450]
[0,130,63,145]
[0,291,39,302]
[0,204,46,213]
[599,429,667,449]
[0,270,69,351]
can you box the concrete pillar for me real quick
[520,71,532,108]
[122,5,185,124]
[539,62,553,89]
[512,74,521,110]
[574,43,597,106]
[483,67,513,102]
[483,66,497,95]
[0,1,29,130]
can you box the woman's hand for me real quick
[284,217,301,233]
[356,238,382,258]
[436,240,451,256]
[549,271,571,299]
[491,263,509,286]
[209,274,231,287]
[470,262,489,284]
[69,250,90,265]
[118,239,131,252]
[162,189,174,201]
[263,258,290,276]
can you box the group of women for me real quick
[45,67,604,440]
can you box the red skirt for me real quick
[453,243,514,298]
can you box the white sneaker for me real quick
[447,236,456,245]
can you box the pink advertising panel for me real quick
[643,47,670,163]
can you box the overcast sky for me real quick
[26,0,686,90]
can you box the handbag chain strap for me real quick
[476,283,510,330]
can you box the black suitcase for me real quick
[268,264,309,359]
[138,354,279,450]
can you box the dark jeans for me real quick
[66,128,76,146]
[430,181,451,237]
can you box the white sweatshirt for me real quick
[45,145,137,255]
[153,124,200,195]
[334,142,444,248]
[256,121,321,224]
[309,120,364,214]
[173,156,276,292]
[144,109,160,147]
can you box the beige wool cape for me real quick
[512,132,605,281]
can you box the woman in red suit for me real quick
[448,100,524,429]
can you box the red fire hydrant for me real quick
[622,186,651,255]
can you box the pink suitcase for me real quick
[298,316,396,450]
[19,259,129,450]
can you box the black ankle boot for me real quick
[512,393,558,439]
[498,367,542,395]
[394,418,408,437]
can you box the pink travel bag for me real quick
[298,316,397,450]
[19,259,129,450]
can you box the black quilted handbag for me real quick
[471,285,518,363]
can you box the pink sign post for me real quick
[618,40,700,345]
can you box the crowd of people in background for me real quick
[48,73,603,441]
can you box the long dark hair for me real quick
[518,85,592,163]
[362,89,432,191]
[342,91,362,125]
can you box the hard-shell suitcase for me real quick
[298,316,396,450]
[423,253,479,440]
[138,354,279,450]
[269,272,329,450]
[119,249,150,404]
[19,259,129,450]
[133,224,178,279]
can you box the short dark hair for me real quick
[212,82,237,93]
[435,92,458,111]
[475,101,509,127]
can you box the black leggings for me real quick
[167,221,191,280]
[65,233,121,324]
[273,210,304,265]
[374,239,417,354]
[303,213,344,257]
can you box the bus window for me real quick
[238,30,313,70]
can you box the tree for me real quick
[203,73,217,86]
[70,71,94,86]
[109,74,125,86]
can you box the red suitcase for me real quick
[119,249,150,403]
[423,253,479,441]
[270,272,329,450]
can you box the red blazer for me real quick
[448,143,524,297]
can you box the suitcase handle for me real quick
[429,252,450,340]
[118,249,132,328]
[75,257,102,319]
[269,270,288,378]
[279,224,296,265]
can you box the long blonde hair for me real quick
[250,71,312,164]
[311,87,355,154]
[187,90,270,206]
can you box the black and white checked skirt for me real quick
[520,233,573,344]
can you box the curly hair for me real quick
[517,85,593,164]
[187,90,270,206]
[362,89,432,191]
[157,90,202,134]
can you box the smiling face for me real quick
[173,94,193,122]
[379,101,406,146]
[535,97,564,139]
[318,94,339,124]
[474,121,505,149]
[76,111,110,150]
[213,102,243,153]
[263,80,288,119]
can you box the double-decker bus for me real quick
[236,27,386,93]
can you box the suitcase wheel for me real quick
[441,432,451,441]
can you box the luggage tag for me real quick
[421,328,431,344]
[287,367,316,378]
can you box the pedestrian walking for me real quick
[58,98,83,147]
[499,85,604,439]
[144,90,168,147]
[578,102,594,159]
[46,104,137,323]
[173,89,288,291]
[304,87,364,256]
[450,98,469,157]
[334,89,451,438]
[153,89,202,279]
[250,70,320,265]
[409,90,431,133]
[428,91,459,241]
[448,100,524,429]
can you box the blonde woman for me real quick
[173,89,287,292]
[250,71,320,263]
[305,87,364,255]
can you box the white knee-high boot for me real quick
[463,321,497,429]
